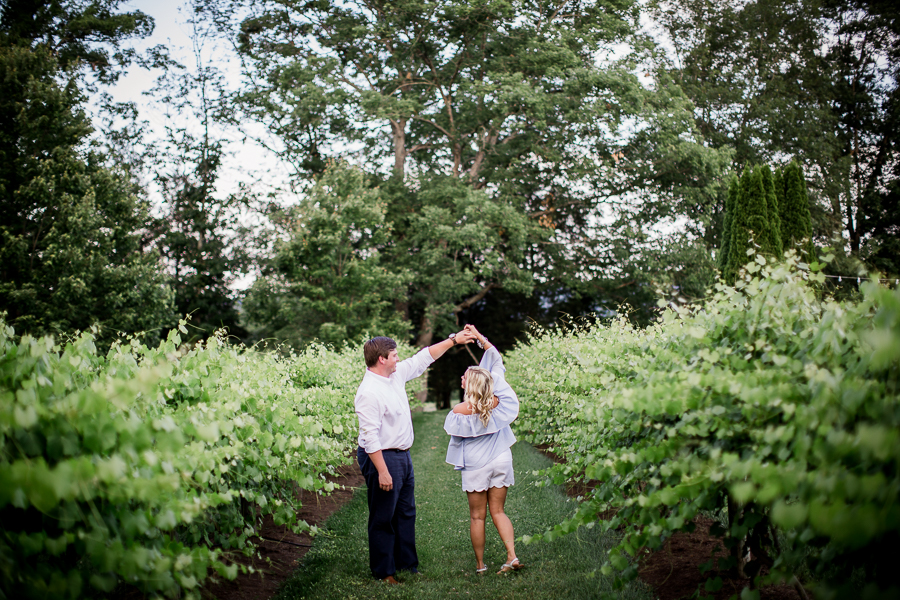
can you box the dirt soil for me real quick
[200,463,364,600]
[534,445,804,600]
[639,516,801,600]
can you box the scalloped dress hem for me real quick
[460,448,514,492]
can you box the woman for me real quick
[444,325,523,574]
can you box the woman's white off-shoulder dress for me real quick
[443,347,520,491]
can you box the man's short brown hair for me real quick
[364,336,397,368]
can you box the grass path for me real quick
[275,411,654,600]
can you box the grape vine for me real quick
[0,321,396,599]
[507,254,900,599]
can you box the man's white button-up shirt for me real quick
[355,348,435,454]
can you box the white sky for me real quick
[111,0,292,204]
[116,0,192,106]
[107,1,293,290]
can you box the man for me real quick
[355,331,473,583]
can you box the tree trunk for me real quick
[390,118,407,179]
[468,128,498,183]
[414,310,435,404]
[727,495,747,579]
[452,142,462,178]
[410,286,498,406]
[394,299,409,323]
[846,193,858,254]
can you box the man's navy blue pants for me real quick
[357,447,419,579]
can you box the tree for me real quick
[0,0,154,86]
[0,45,174,343]
[225,0,639,184]
[774,165,786,228]
[718,175,739,273]
[721,164,788,283]
[146,15,253,342]
[821,0,900,270]
[650,0,833,167]
[781,161,813,259]
[244,162,409,348]
[726,167,773,281]
[649,0,899,273]
[198,0,731,354]
[149,136,250,341]
[726,168,750,283]
[601,70,735,252]
[246,161,535,400]
[748,167,777,257]
[761,164,783,257]
[220,0,636,345]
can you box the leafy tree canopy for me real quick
[0,44,174,345]
[245,162,409,348]
[0,0,155,85]
[197,0,730,346]
[650,0,899,274]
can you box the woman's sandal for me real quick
[476,565,488,573]
[498,557,523,573]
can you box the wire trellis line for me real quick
[812,273,899,284]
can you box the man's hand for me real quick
[368,451,393,492]
[378,469,393,491]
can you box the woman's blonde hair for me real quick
[464,367,495,427]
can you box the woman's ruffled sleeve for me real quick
[479,346,506,373]
[483,346,519,428]
[488,371,519,429]
[444,411,501,438]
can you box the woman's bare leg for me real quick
[487,486,517,565]
[466,491,488,570]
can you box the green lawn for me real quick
[275,411,654,600]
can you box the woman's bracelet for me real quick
[476,336,489,350]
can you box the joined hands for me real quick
[454,328,476,344]
[464,324,483,341]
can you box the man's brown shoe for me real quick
[381,575,400,584]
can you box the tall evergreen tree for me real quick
[147,15,251,342]
[775,165,787,227]
[150,138,249,341]
[726,167,752,282]
[748,166,778,257]
[727,166,773,281]
[761,164,784,257]
[0,46,174,343]
[718,175,739,272]
[781,161,814,259]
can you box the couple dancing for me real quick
[354,324,523,583]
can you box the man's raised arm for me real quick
[394,329,475,383]
[428,329,475,360]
